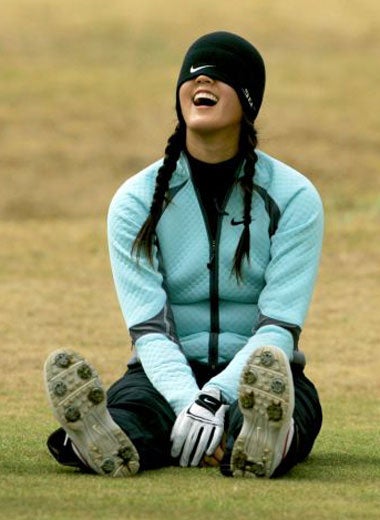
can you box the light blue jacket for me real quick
[107,150,324,414]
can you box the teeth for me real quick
[193,92,218,106]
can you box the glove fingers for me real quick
[171,415,191,458]
[171,391,228,466]
[205,427,223,456]
[188,428,206,467]
[180,425,203,466]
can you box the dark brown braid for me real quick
[131,123,185,262]
[232,117,258,280]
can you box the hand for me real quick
[201,436,226,468]
[170,389,228,467]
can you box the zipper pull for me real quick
[207,240,216,270]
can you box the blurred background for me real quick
[1,0,378,219]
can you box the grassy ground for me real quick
[1,1,379,519]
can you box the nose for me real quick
[195,75,214,84]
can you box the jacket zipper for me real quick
[189,180,219,370]
[208,237,219,370]
[195,185,235,370]
[187,157,243,370]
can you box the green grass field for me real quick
[1,1,379,518]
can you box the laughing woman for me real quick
[44,31,323,478]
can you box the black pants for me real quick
[106,361,322,475]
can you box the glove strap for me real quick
[195,393,221,414]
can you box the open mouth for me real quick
[193,91,218,107]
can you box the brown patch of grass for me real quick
[1,0,379,218]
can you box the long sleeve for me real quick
[204,179,324,403]
[107,172,199,415]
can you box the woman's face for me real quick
[179,75,243,137]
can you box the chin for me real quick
[186,118,224,134]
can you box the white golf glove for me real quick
[170,388,228,467]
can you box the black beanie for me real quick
[176,31,266,121]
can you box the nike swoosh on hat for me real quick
[190,64,216,74]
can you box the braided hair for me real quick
[132,118,258,280]
[232,117,258,280]
[132,123,185,263]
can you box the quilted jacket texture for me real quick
[107,150,324,414]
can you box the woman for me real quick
[44,31,323,478]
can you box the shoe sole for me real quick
[231,346,294,478]
[44,349,140,477]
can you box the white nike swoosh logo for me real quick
[190,65,216,74]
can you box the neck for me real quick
[185,128,240,164]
